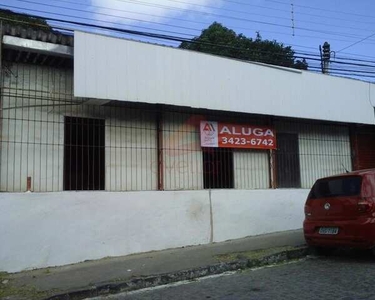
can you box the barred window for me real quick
[203,148,234,189]
[64,117,105,191]
[276,133,301,188]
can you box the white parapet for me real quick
[0,189,308,272]
[74,31,375,125]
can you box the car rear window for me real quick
[309,176,362,199]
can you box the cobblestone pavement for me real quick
[96,252,375,300]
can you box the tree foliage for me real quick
[0,9,51,30]
[180,22,308,70]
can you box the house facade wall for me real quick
[0,51,369,273]
[0,63,158,192]
[1,63,353,192]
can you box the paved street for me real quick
[94,252,375,300]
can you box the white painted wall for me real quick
[0,63,158,192]
[162,112,203,190]
[106,109,157,191]
[0,189,308,272]
[233,150,270,189]
[371,84,375,107]
[74,31,375,125]
[0,191,211,272]
[1,63,69,192]
[211,189,309,242]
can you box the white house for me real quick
[1,25,375,272]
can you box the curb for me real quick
[46,246,308,300]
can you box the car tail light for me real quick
[304,205,312,217]
[358,198,373,213]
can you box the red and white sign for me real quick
[200,121,276,149]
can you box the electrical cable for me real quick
[3,9,375,70]
[51,0,375,35]
[338,32,375,53]
[1,11,375,80]
[3,12,375,72]
[8,0,375,51]
[0,4,198,37]
[109,0,375,27]
[152,0,375,33]
[16,0,371,40]
[14,0,204,34]
[58,0,375,51]
[264,0,375,20]
[7,1,375,49]
[0,7,334,62]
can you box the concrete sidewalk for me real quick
[0,229,305,300]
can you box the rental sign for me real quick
[200,121,276,150]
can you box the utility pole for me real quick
[319,42,331,74]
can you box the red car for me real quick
[304,169,375,252]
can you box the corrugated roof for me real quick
[2,23,74,46]
[1,23,73,68]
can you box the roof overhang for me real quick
[74,31,375,125]
[2,35,73,58]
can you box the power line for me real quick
[0,12,328,69]
[5,1,295,34]
[5,5,375,64]
[330,59,375,69]
[3,7,344,63]
[7,2,375,56]
[119,0,375,34]
[0,14,316,62]
[116,0,295,22]
[42,0,375,52]
[312,72,375,80]
[321,69,375,78]
[120,0,375,28]
[1,9,375,80]
[11,1,203,34]
[48,0,375,35]
[202,0,375,27]
[0,4,197,37]
[265,0,375,20]
[54,0,210,26]
[12,0,295,40]
[0,15,180,47]
[294,55,375,69]
[333,55,375,64]
[11,0,375,46]
[307,67,375,80]
[310,66,375,75]
[3,7,375,69]
[9,0,375,57]
[336,51,375,61]
[338,32,375,53]
[53,0,375,40]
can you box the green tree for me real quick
[0,9,51,30]
[180,22,308,70]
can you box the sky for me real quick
[2,0,375,80]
